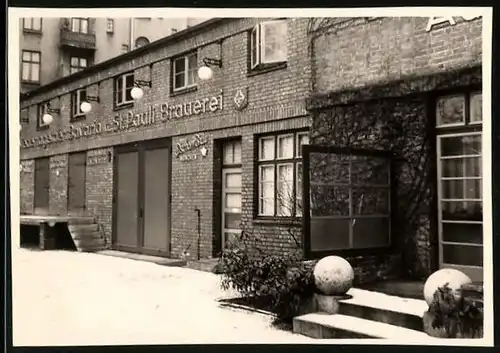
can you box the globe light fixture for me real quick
[42,113,54,125]
[80,101,92,114]
[131,87,144,100]
[197,57,222,81]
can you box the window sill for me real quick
[36,124,50,132]
[253,217,302,227]
[113,102,134,112]
[306,246,395,260]
[171,85,197,97]
[247,62,287,78]
[70,114,87,123]
[21,80,41,86]
[23,29,42,35]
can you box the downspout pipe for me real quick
[129,18,135,50]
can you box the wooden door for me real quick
[34,157,50,214]
[67,152,87,214]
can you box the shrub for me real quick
[218,246,316,321]
[427,283,483,338]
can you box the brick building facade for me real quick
[19,16,484,284]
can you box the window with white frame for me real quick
[172,52,197,91]
[106,18,114,33]
[71,89,87,119]
[257,131,309,217]
[71,18,89,34]
[37,102,50,129]
[250,19,288,70]
[70,57,88,75]
[114,72,135,107]
[21,50,41,83]
[23,18,42,31]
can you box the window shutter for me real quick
[261,20,288,64]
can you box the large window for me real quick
[250,19,288,70]
[257,131,309,217]
[23,18,42,32]
[114,72,135,107]
[71,18,89,34]
[70,56,88,75]
[172,52,197,91]
[71,89,87,119]
[21,50,41,83]
[436,90,483,277]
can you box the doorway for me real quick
[220,139,242,251]
[67,151,87,215]
[34,157,50,215]
[113,139,172,256]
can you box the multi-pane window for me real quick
[70,57,88,75]
[114,72,135,107]
[22,18,42,31]
[71,18,89,34]
[106,19,114,33]
[21,50,41,83]
[436,90,483,270]
[250,19,288,70]
[135,36,150,49]
[172,52,197,91]
[20,108,29,124]
[37,102,50,129]
[223,140,242,166]
[71,89,87,119]
[257,131,309,217]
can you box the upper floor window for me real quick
[106,19,114,33]
[114,72,135,107]
[257,131,309,218]
[23,18,42,32]
[135,36,150,49]
[70,56,88,75]
[172,52,197,91]
[436,91,482,127]
[20,108,29,124]
[71,18,89,34]
[21,50,41,83]
[37,102,50,130]
[250,19,288,70]
[71,89,87,120]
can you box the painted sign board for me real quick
[426,16,481,32]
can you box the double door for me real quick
[113,140,172,256]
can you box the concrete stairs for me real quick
[293,288,438,340]
[67,220,106,252]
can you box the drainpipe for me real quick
[129,18,135,50]
[194,207,201,260]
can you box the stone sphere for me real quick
[313,256,354,296]
[423,268,472,305]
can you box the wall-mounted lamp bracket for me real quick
[135,80,152,88]
[86,95,100,103]
[47,107,60,114]
[203,58,222,68]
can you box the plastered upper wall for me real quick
[311,16,482,94]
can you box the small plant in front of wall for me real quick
[427,283,483,338]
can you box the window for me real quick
[223,140,242,166]
[37,102,50,129]
[172,52,197,91]
[71,89,87,119]
[20,108,29,124]
[22,18,42,32]
[106,19,114,33]
[70,57,88,75]
[257,131,309,217]
[114,73,135,107]
[135,36,150,49]
[250,19,287,70]
[436,91,482,127]
[21,50,41,83]
[71,18,89,34]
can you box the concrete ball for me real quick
[313,256,354,296]
[423,268,472,305]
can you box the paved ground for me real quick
[12,248,315,346]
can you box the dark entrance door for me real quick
[34,157,50,214]
[113,139,172,256]
[67,152,87,214]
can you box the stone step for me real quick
[337,288,428,332]
[71,230,103,241]
[293,312,435,340]
[68,224,99,232]
[73,237,106,249]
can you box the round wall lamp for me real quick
[131,79,152,101]
[42,103,60,125]
[80,95,100,114]
[198,57,222,81]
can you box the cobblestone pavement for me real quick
[12,248,314,346]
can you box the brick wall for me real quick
[311,16,482,93]
[20,160,34,214]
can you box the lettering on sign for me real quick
[87,153,109,166]
[50,159,65,170]
[21,92,224,149]
[175,133,209,162]
[426,16,481,32]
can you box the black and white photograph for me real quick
[8,7,494,347]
